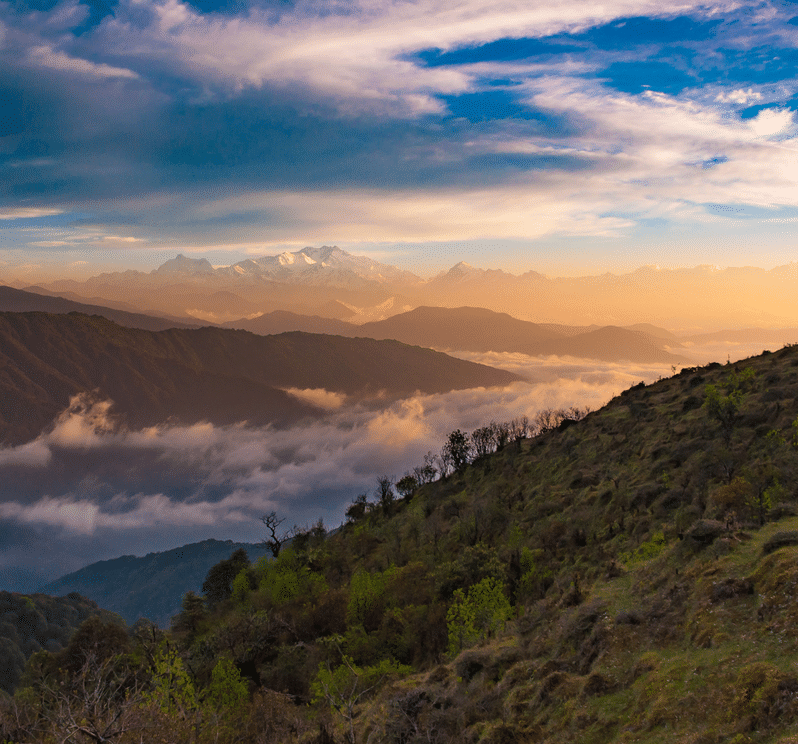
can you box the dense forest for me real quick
[5,345,798,743]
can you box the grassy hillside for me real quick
[7,345,798,743]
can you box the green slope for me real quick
[0,591,121,696]
[8,346,798,744]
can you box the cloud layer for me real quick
[2,0,798,273]
[0,354,674,587]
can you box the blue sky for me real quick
[2,0,798,278]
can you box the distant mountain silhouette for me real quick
[351,307,688,363]
[681,327,798,345]
[0,285,199,331]
[314,299,359,320]
[356,306,562,351]
[38,539,268,627]
[29,251,798,328]
[625,323,681,342]
[222,310,356,336]
[0,312,521,444]
[526,325,689,363]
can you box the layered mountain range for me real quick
[23,247,798,328]
[225,306,689,364]
[0,311,520,445]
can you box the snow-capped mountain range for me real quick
[25,247,798,329]
[155,246,421,288]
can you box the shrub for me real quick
[447,577,512,656]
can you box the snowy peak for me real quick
[153,254,215,275]
[277,251,317,266]
[151,246,423,289]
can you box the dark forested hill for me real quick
[38,540,268,628]
[0,312,521,444]
[0,591,120,695]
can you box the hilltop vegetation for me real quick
[6,345,798,743]
[0,592,121,696]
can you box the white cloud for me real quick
[0,497,101,534]
[748,107,795,138]
[0,440,52,467]
[0,356,676,534]
[282,388,347,410]
[715,88,762,105]
[101,235,146,243]
[0,208,63,220]
[27,45,140,79]
[94,0,742,115]
[4,0,796,253]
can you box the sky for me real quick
[2,0,798,278]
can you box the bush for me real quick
[447,577,512,656]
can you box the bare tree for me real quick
[260,511,288,558]
[36,651,145,744]
[375,475,395,514]
[471,425,497,459]
[510,415,531,442]
[412,451,438,485]
[492,420,511,450]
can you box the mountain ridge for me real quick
[0,311,521,445]
[37,539,269,627]
[24,249,798,327]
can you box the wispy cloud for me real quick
[1,0,797,268]
[26,45,140,79]
[0,208,64,220]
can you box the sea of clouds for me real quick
[0,353,680,590]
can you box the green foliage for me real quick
[347,566,397,629]
[620,531,668,566]
[0,592,120,695]
[446,577,512,656]
[172,590,207,638]
[231,569,251,604]
[257,548,327,608]
[516,547,551,601]
[202,548,251,607]
[143,645,198,719]
[395,474,418,499]
[12,347,798,744]
[205,656,248,712]
[703,366,757,444]
[311,653,410,743]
